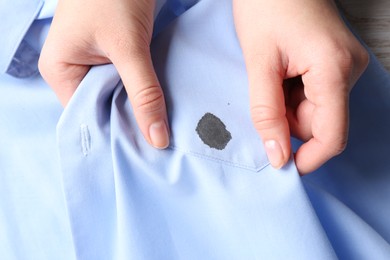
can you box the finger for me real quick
[295,66,350,174]
[294,103,349,174]
[244,48,291,169]
[286,99,315,142]
[284,77,314,141]
[110,43,170,149]
[38,48,90,106]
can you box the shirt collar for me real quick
[0,0,44,75]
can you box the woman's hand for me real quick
[233,0,369,174]
[39,0,169,149]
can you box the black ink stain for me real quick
[196,113,232,150]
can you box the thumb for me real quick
[38,50,90,106]
[245,51,291,169]
[110,44,170,149]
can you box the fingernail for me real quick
[265,140,284,169]
[149,120,169,149]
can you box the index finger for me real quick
[295,65,351,174]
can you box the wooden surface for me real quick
[338,0,390,71]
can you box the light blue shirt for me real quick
[0,0,389,259]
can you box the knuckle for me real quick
[332,139,347,156]
[38,51,58,85]
[313,45,358,93]
[323,45,354,72]
[336,49,355,71]
[250,104,285,131]
[355,47,370,73]
[317,40,369,80]
[133,85,164,114]
[103,24,151,61]
[314,38,352,66]
[323,135,348,157]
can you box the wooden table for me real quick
[338,0,390,71]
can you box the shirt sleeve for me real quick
[0,0,44,74]
[0,0,189,75]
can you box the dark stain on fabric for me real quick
[196,113,232,150]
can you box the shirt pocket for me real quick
[151,1,269,172]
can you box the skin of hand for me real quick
[233,0,369,174]
[39,0,170,149]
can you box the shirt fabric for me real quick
[0,0,389,259]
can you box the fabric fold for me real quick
[56,0,336,258]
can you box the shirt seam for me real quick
[169,144,269,172]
